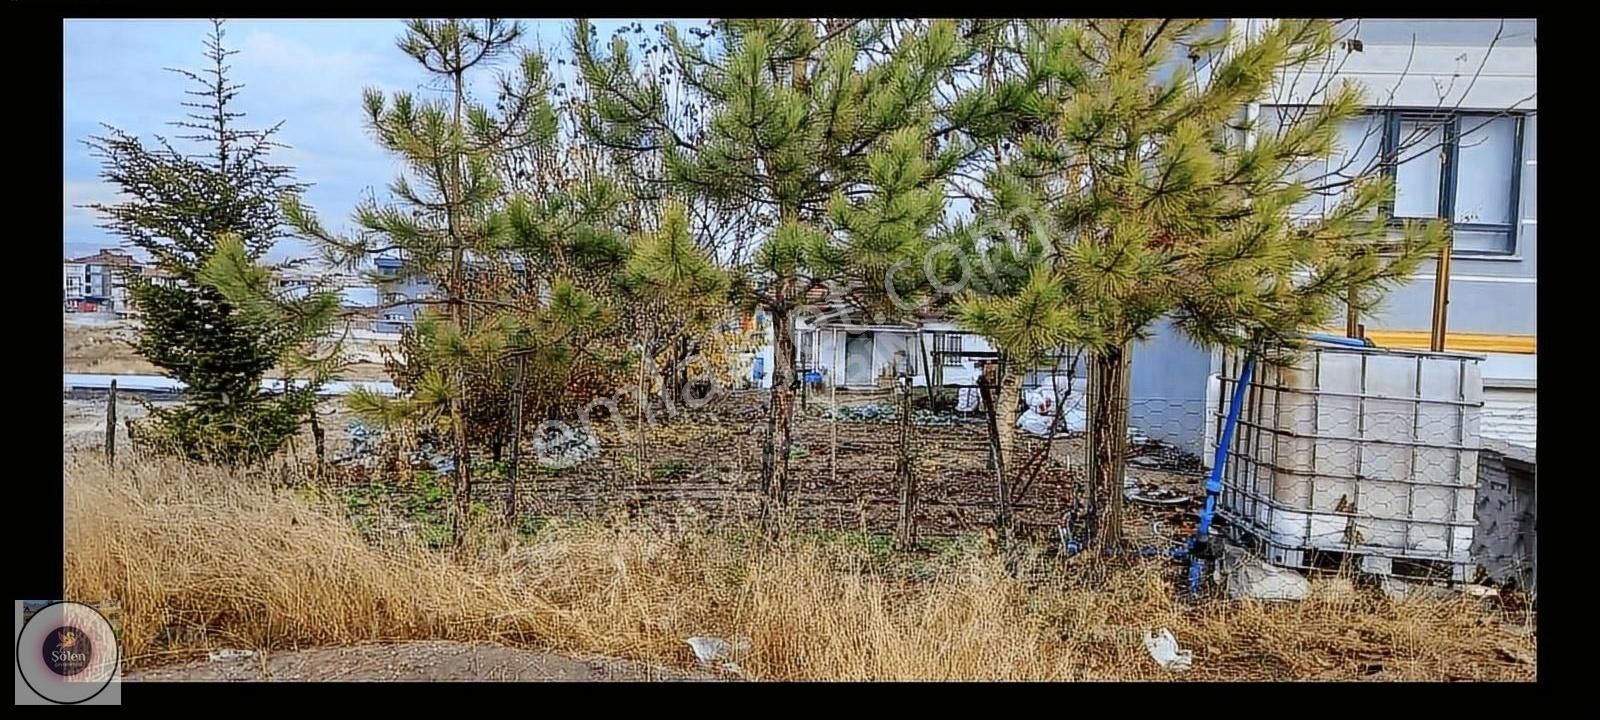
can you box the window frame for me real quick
[934,332,965,367]
[796,329,817,369]
[1377,108,1526,256]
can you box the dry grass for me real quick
[65,453,1535,681]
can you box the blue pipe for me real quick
[1303,333,1374,348]
[1187,353,1256,594]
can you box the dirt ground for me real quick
[317,389,1207,548]
[67,385,1204,548]
[63,314,392,381]
[123,641,721,681]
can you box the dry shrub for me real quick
[65,453,1534,680]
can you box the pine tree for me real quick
[574,19,975,519]
[287,18,558,540]
[944,19,1447,550]
[86,19,329,464]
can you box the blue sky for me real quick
[64,19,696,262]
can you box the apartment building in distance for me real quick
[62,249,142,313]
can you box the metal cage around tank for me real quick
[1214,343,1485,581]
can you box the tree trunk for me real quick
[1086,344,1131,553]
[979,363,1017,552]
[985,363,1024,547]
[761,308,798,528]
[994,362,1024,485]
[446,46,472,548]
[895,380,918,551]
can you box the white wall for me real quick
[1267,40,1536,111]
[802,326,995,388]
[1482,387,1536,449]
[63,262,85,300]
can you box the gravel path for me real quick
[124,641,722,682]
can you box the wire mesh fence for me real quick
[62,336,1533,592]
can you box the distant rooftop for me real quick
[67,249,141,266]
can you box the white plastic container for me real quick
[1215,344,1484,573]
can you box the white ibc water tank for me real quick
[1215,345,1484,567]
[1202,373,1221,470]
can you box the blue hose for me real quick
[1187,353,1256,594]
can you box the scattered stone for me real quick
[1381,577,1501,603]
[208,649,257,662]
[1215,544,1310,601]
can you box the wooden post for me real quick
[978,362,1011,552]
[105,380,117,465]
[506,354,526,521]
[915,330,936,405]
[1345,287,1359,338]
[309,406,326,479]
[1430,238,1454,352]
[637,335,649,486]
[895,378,918,551]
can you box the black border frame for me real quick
[16,5,1553,698]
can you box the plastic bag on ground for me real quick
[1143,628,1193,672]
[1016,375,1086,437]
[535,424,599,469]
[686,636,751,674]
[955,387,981,413]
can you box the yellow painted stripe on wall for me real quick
[1345,329,1537,354]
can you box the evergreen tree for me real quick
[86,19,330,464]
[574,18,976,517]
[943,19,1446,550]
[287,18,558,539]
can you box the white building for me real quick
[63,249,141,313]
[1137,19,1538,454]
[1255,18,1537,449]
[794,314,997,390]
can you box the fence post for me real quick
[105,379,118,464]
[978,361,1011,552]
[895,377,918,551]
[309,406,326,479]
[506,354,526,522]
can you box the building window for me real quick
[1387,111,1524,255]
[796,330,816,368]
[935,333,964,366]
[1263,107,1526,256]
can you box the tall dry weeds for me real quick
[64,453,1535,680]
